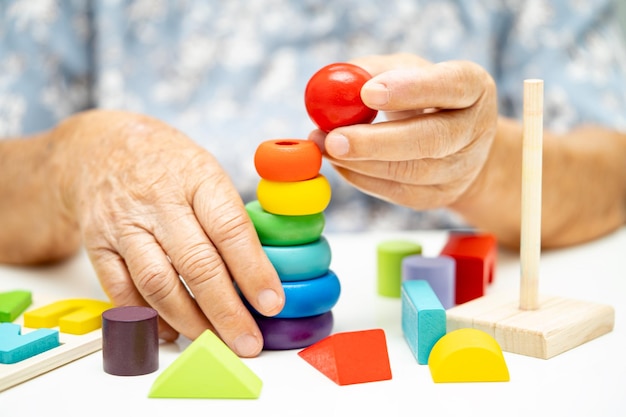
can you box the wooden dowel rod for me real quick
[519,79,543,310]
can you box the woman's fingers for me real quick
[151,179,283,357]
[88,243,181,342]
[309,55,498,214]
[323,106,480,161]
[191,178,285,318]
[361,61,491,111]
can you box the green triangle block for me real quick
[0,290,32,322]
[148,330,262,399]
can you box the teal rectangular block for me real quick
[0,323,60,364]
[401,280,446,365]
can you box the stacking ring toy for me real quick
[254,311,334,350]
[275,270,341,318]
[263,237,331,281]
[257,174,331,216]
[254,139,323,182]
[245,200,325,246]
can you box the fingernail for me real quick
[257,288,281,313]
[234,333,261,357]
[363,82,389,106]
[326,133,349,157]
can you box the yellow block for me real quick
[428,328,509,383]
[257,174,331,215]
[23,299,113,335]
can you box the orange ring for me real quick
[254,139,322,182]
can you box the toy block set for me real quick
[378,235,510,383]
[381,80,614,380]
[246,139,340,350]
[377,231,497,309]
[0,293,112,392]
[0,77,616,395]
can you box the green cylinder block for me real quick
[377,240,422,298]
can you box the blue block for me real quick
[0,323,60,364]
[401,280,446,365]
[402,255,455,309]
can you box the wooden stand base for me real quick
[446,293,615,359]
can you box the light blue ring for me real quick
[263,236,331,281]
[275,270,341,318]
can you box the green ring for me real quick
[245,200,325,246]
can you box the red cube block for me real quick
[440,232,497,305]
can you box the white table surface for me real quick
[1,229,625,416]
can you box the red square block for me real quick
[298,329,392,385]
[439,232,497,305]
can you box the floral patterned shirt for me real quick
[2,0,625,232]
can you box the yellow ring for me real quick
[257,175,331,215]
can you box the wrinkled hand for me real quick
[309,53,498,210]
[51,110,284,357]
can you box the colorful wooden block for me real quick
[0,290,32,322]
[298,329,392,385]
[24,298,113,335]
[402,255,456,309]
[0,323,59,364]
[148,330,262,399]
[0,296,107,392]
[254,310,334,350]
[428,328,509,383]
[401,280,446,365]
[257,174,331,216]
[262,236,331,281]
[102,306,159,376]
[377,240,422,298]
[439,232,497,305]
[245,200,325,246]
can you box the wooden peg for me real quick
[446,79,615,359]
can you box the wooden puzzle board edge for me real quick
[0,294,104,393]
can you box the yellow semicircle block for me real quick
[428,328,510,383]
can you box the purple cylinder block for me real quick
[102,306,159,376]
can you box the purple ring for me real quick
[255,311,334,350]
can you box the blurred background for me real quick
[620,1,626,39]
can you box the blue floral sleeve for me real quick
[0,0,92,137]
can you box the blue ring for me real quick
[263,236,331,281]
[275,270,341,318]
